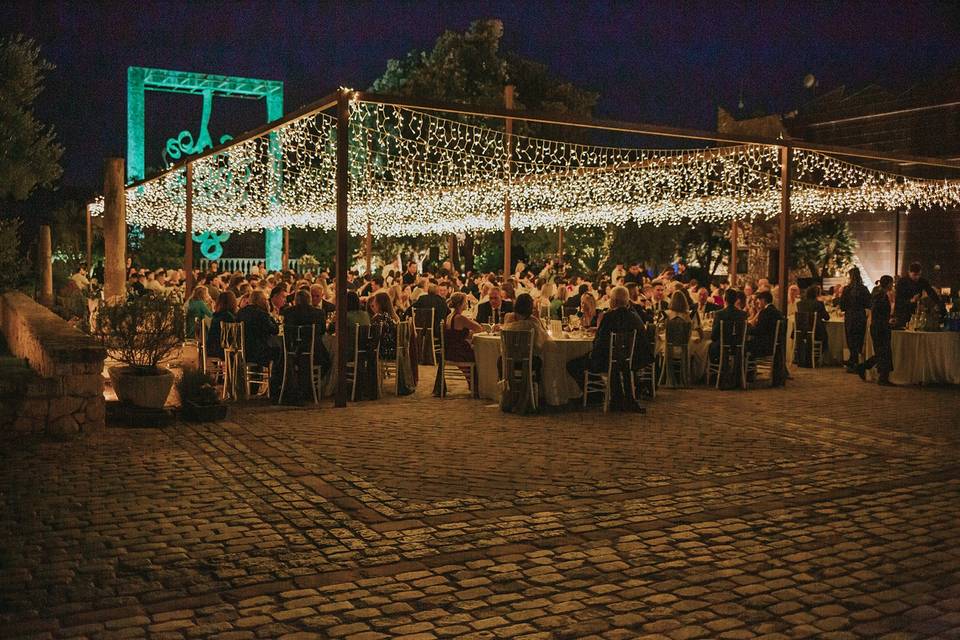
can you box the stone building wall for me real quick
[0,292,106,435]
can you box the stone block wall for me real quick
[0,292,106,435]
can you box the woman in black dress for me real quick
[840,267,872,372]
[857,276,895,386]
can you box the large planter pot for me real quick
[181,399,228,423]
[108,366,174,409]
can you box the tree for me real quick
[368,19,598,271]
[0,218,25,291]
[790,216,857,279]
[0,35,63,201]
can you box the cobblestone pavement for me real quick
[1,367,959,639]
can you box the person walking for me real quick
[857,276,895,386]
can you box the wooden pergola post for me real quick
[447,235,457,270]
[282,228,290,272]
[503,85,514,279]
[728,219,738,287]
[777,146,792,312]
[557,227,564,264]
[365,221,372,276]
[38,224,53,307]
[85,203,93,271]
[183,162,194,299]
[334,89,350,408]
[102,157,127,301]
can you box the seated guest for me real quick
[566,286,645,409]
[310,283,335,315]
[412,282,449,335]
[269,285,288,316]
[345,291,371,327]
[709,288,749,363]
[281,289,326,328]
[207,291,238,359]
[666,290,693,323]
[476,286,513,324]
[696,286,720,317]
[434,292,483,396]
[502,293,552,360]
[549,284,568,320]
[650,281,669,314]
[748,290,784,358]
[578,291,600,329]
[370,291,399,359]
[279,289,328,401]
[568,283,589,311]
[185,285,214,339]
[237,290,282,398]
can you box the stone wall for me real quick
[0,292,106,435]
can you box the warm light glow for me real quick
[90,101,960,237]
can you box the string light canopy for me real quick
[89,95,960,237]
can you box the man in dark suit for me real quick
[709,288,748,363]
[894,262,941,328]
[402,261,418,286]
[567,286,644,409]
[412,283,449,335]
[475,287,513,324]
[310,284,336,316]
[748,290,784,358]
[567,283,590,313]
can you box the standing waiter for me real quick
[857,276,895,386]
[839,267,871,372]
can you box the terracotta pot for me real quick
[108,366,174,409]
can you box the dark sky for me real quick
[3,0,959,192]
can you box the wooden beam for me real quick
[365,221,372,276]
[729,220,738,287]
[282,227,290,271]
[102,157,127,302]
[85,203,93,272]
[503,85,514,279]
[38,224,53,307]
[557,227,564,264]
[778,146,792,312]
[334,89,350,408]
[184,162,194,299]
[354,91,960,170]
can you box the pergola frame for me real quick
[100,86,960,407]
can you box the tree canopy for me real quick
[0,35,63,201]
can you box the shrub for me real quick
[95,291,184,373]
[176,367,220,405]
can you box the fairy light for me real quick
[95,101,960,237]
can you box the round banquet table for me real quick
[473,333,594,406]
[888,330,960,385]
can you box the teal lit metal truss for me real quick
[127,67,285,267]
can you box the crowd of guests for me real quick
[69,252,954,404]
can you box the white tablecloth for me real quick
[889,331,960,385]
[657,334,711,382]
[473,334,593,406]
[824,319,847,366]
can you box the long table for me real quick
[819,319,960,384]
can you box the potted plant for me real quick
[96,291,184,409]
[177,367,228,422]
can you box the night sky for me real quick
[3,0,959,193]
